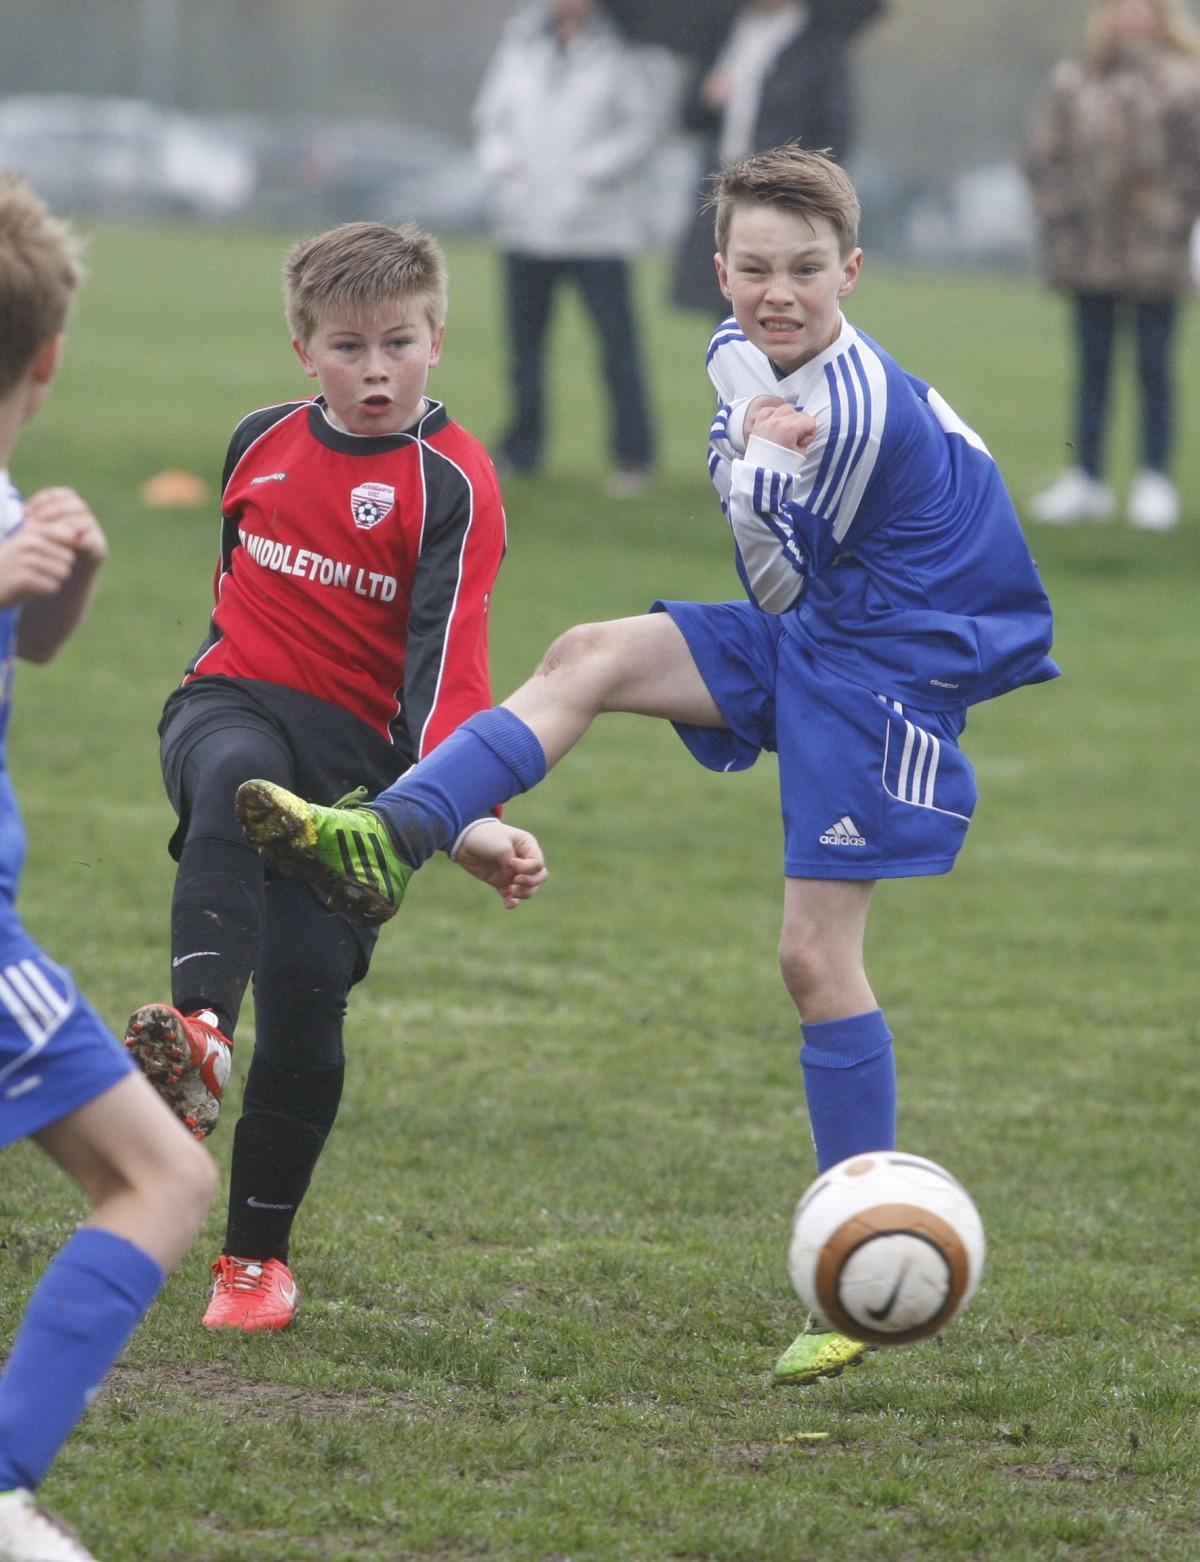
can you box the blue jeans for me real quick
[1073,290,1179,477]
[501,252,654,472]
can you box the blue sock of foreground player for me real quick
[370,707,547,866]
[0,1227,164,1490]
[800,1009,896,1174]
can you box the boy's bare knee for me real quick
[537,621,609,677]
[779,928,876,1025]
[778,933,824,1008]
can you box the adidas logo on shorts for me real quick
[819,815,867,847]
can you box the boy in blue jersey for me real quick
[232,146,1058,1387]
[0,177,216,1561]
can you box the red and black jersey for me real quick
[186,397,507,766]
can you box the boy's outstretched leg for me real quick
[235,782,414,925]
[237,614,722,921]
[772,877,893,1386]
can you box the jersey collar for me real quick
[306,396,449,455]
[768,313,858,397]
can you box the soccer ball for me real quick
[787,1151,985,1346]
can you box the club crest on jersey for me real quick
[350,482,396,530]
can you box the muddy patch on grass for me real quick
[1005,1461,1111,1483]
[108,1361,442,1421]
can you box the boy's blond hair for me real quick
[1086,0,1200,65]
[710,144,861,259]
[0,174,84,399]
[283,220,449,344]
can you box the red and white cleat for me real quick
[123,1002,232,1139]
[202,1255,299,1331]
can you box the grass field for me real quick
[2,223,1199,1561]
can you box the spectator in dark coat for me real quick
[672,0,887,314]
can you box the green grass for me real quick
[2,224,1199,1560]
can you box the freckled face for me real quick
[294,302,444,436]
[715,205,862,375]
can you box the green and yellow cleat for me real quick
[772,1317,870,1386]
[235,780,412,927]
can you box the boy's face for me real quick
[715,205,862,376]
[294,300,444,437]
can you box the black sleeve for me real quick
[220,403,307,495]
[394,443,500,760]
[215,403,309,576]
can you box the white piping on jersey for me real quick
[727,462,805,613]
[2,478,22,538]
[805,342,887,541]
[411,434,485,760]
[399,408,433,736]
[191,564,233,676]
[716,332,888,615]
[226,401,311,489]
[705,317,746,365]
[709,321,887,541]
[0,957,75,1085]
[192,402,312,680]
[924,385,991,456]
[709,401,732,443]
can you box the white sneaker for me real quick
[1126,470,1179,531]
[0,1490,99,1561]
[1028,469,1115,525]
[605,467,652,499]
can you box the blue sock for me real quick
[0,1227,165,1489]
[799,1008,896,1173]
[372,708,547,866]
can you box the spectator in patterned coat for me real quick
[1024,0,1200,531]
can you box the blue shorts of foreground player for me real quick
[0,906,133,1147]
[653,598,977,881]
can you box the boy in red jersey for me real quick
[123,220,543,1331]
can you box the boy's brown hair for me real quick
[0,174,84,398]
[710,144,861,258]
[283,220,449,343]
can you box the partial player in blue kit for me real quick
[232,146,1058,1389]
[0,177,216,1562]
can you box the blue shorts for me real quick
[653,599,977,880]
[0,907,133,1148]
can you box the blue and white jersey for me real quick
[706,315,1060,710]
[0,476,26,904]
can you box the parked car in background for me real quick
[902,161,1036,270]
[0,94,255,218]
[215,113,488,230]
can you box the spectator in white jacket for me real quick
[474,0,666,494]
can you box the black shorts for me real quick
[159,675,409,861]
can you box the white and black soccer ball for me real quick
[787,1151,985,1346]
